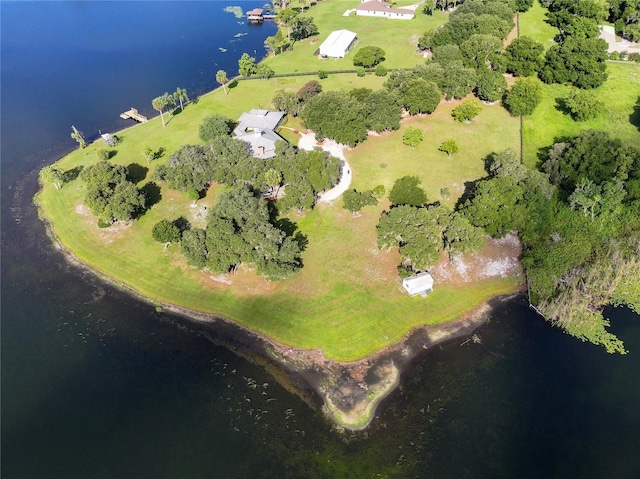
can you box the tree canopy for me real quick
[504,77,544,116]
[389,176,428,207]
[301,91,368,146]
[353,46,386,68]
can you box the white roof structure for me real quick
[318,29,357,58]
[233,109,286,159]
[402,272,434,296]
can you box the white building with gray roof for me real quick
[233,109,287,159]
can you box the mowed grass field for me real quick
[262,0,449,72]
[38,72,520,362]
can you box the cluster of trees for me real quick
[607,0,640,42]
[457,135,640,353]
[538,0,609,89]
[152,87,189,127]
[377,176,484,271]
[79,161,146,225]
[301,88,403,146]
[238,53,275,79]
[265,9,319,55]
[177,185,304,280]
[154,136,340,215]
[272,79,322,117]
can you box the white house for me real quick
[233,109,287,159]
[356,0,415,20]
[402,272,434,296]
[318,29,358,58]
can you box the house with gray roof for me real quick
[233,109,287,159]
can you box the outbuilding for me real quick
[402,272,434,296]
[318,29,358,58]
[356,1,415,20]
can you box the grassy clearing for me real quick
[39,72,521,362]
[263,1,448,73]
[348,98,519,208]
[524,62,640,167]
[517,0,558,50]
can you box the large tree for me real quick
[504,36,545,77]
[301,91,368,146]
[539,37,608,89]
[199,114,232,142]
[238,53,257,77]
[40,165,64,190]
[401,78,442,115]
[389,176,427,207]
[503,77,544,116]
[352,46,386,68]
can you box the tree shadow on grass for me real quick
[228,79,239,90]
[630,96,640,131]
[173,216,191,233]
[127,163,148,184]
[141,181,162,208]
[273,217,308,252]
[63,165,84,184]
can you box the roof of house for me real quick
[402,272,434,295]
[234,109,285,136]
[235,129,285,159]
[356,1,414,16]
[246,8,264,16]
[233,109,287,159]
[318,29,357,57]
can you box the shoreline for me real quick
[36,192,520,430]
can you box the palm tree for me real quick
[152,93,175,127]
[174,87,189,111]
[216,70,229,95]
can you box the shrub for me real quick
[403,126,424,147]
[563,89,604,121]
[97,149,110,161]
[452,99,482,122]
[375,64,387,77]
[318,70,328,79]
[356,66,366,77]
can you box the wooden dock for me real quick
[120,108,148,123]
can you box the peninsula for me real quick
[36,0,640,429]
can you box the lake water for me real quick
[2,2,640,478]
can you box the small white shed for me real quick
[402,272,434,296]
[318,29,358,58]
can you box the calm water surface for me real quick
[2,2,639,478]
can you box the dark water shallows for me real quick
[2,2,640,478]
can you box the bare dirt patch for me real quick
[430,233,523,286]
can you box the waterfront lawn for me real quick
[262,1,448,73]
[38,76,521,362]
[523,62,640,167]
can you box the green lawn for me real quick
[38,73,521,362]
[518,0,558,50]
[263,0,448,73]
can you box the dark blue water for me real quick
[2,2,640,478]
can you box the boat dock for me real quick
[120,108,148,123]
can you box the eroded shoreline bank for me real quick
[37,195,521,430]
